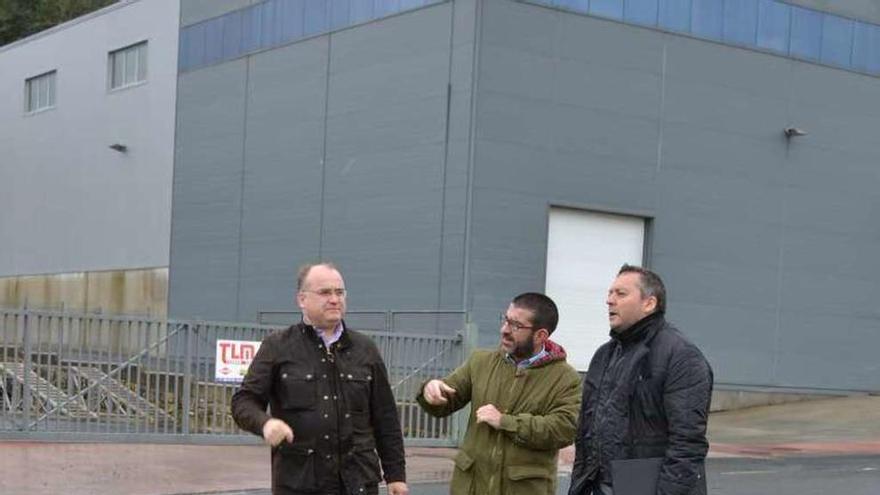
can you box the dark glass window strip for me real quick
[526,0,880,77]
[179,0,445,72]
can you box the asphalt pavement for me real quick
[164,455,880,495]
[1,394,878,494]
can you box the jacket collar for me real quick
[610,311,664,345]
[525,338,569,369]
[297,320,351,349]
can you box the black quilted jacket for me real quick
[568,312,713,495]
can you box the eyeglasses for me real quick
[500,314,534,332]
[303,288,347,298]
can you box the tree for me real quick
[0,0,117,47]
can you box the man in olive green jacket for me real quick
[417,293,581,495]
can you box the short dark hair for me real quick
[297,262,340,291]
[618,264,666,314]
[511,292,559,335]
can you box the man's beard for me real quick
[510,333,537,361]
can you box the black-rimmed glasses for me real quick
[500,314,534,332]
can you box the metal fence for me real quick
[0,308,471,446]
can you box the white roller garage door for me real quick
[545,207,645,371]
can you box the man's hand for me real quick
[476,404,503,429]
[262,418,294,446]
[387,481,409,495]
[422,379,456,406]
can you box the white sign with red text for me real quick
[215,339,262,383]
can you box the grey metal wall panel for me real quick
[316,5,457,311]
[771,63,880,390]
[670,302,778,385]
[169,60,248,320]
[169,0,880,391]
[775,311,879,390]
[236,39,329,319]
[469,0,880,390]
[468,0,663,347]
[171,2,466,320]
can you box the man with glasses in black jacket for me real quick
[232,262,408,495]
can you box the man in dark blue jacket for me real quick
[569,265,713,495]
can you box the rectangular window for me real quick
[590,0,624,20]
[25,70,56,113]
[691,0,723,40]
[625,0,659,27]
[659,0,691,33]
[852,22,880,74]
[790,6,822,61]
[722,0,758,46]
[756,0,790,54]
[109,41,147,90]
[820,14,854,68]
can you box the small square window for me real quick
[109,41,148,90]
[25,70,57,113]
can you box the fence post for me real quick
[182,322,193,435]
[452,321,479,445]
[20,309,32,431]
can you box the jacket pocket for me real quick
[273,442,318,491]
[506,464,554,495]
[341,370,372,413]
[451,450,475,495]
[278,364,316,410]
[350,409,374,437]
[346,445,382,489]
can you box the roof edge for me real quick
[0,0,144,55]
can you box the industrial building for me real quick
[0,0,180,316]
[2,0,879,395]
[171,0,880,393]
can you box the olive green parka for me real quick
[417,340,581,495]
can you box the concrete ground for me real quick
[1,395,879,495]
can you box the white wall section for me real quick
[0,0,179,276]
